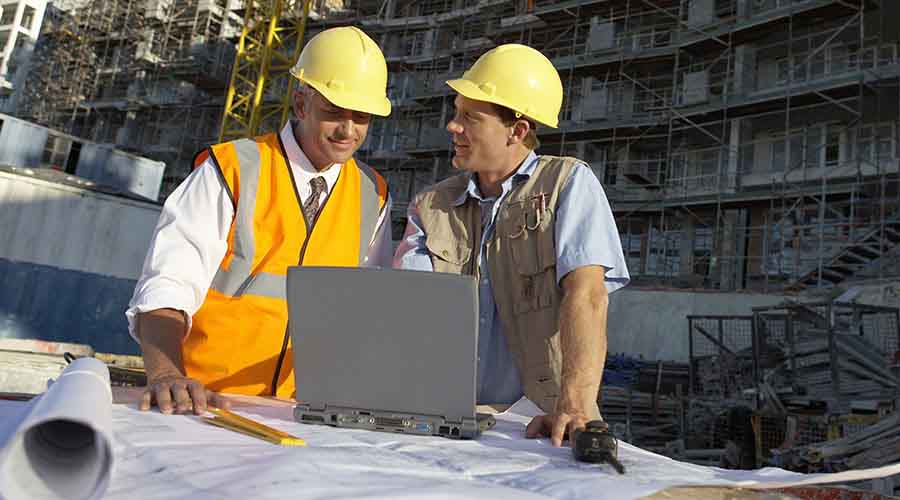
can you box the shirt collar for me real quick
[279,120,340,174]
[452,151,539,207]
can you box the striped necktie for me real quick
[302,176,327,228]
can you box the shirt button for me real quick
[442,250,449,257]
[479,317,486,324]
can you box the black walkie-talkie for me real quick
[572,420,626,474]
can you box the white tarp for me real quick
[1,383,899,499]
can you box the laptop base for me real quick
[294,404,495,440]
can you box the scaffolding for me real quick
[298,0,900,293]
[18,0,242,197]
[18,0,900,292]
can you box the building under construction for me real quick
[17,0,900,296]
[16,0,242,194]
[292,0,899,296]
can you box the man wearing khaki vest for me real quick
[394,44,630,447]
[127,27,392,415]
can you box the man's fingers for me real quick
[171,382,194,414]
[142,375,217,415]
[154,384,174,414]
[526,412,592,447]
[525,416,546,438]
[208,392,231,411]
[550,414,571,447]
[187,382,208,415]
[139,389,152,411]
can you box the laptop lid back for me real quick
[288,267,478,422]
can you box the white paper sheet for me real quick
[95,397,900,499]
[0,358,113,500]
[1,386,898,500]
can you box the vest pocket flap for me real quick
[509,225,555,275]
[426,236,472,265]
[503,201,555,276]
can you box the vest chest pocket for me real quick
[425,235,472,275]
[501,200,556,313]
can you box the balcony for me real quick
[622,160,666,189]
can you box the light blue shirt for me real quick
[393,152,630,405]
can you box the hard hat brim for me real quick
[446,78,558,129]
[299,76,392,117]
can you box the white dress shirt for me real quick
[126,121,393,340]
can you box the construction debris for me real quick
[601,354,688,455]
[683,298,900,499]
[754,302,899,415]
[601,385,680,452]
[772,411,900,473]
[0,339,146,393]
[0,349,68,394]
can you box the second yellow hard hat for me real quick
[447,44,563,128]
[290,26,391,117]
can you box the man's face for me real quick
[293,88,371,168]
[446,95,512,173]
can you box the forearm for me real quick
[557,286,608,413]
[137,308,189,380]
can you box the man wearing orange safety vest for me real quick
[126,26,392,415]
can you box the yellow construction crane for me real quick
[219,0,312,142]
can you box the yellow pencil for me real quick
[208,406,294,438]
[204,407,306,446]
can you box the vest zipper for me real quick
[270,168,340,396]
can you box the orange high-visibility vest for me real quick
[184,132,387,398]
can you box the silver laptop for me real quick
[288,266,495,439]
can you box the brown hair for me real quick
[492,104,540,150]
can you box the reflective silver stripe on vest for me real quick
[238,271,286,300]
[357,161,381,263]
[210,148,383,299]
[209,139,260,297]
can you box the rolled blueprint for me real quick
[0,357,113,500]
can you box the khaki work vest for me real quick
[416,156,600,418]
[184,132,387,398]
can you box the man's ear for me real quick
[508,119,531,145]
[292,89,307,120]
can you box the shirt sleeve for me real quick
[363,194,394,268]
[555,164,630,293]
[125,158,233,343]
[392,194,435,272]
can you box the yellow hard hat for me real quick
[290,26,391,117]
[447,44,562,128]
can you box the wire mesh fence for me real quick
[688,315,756,401]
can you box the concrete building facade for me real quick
[301,0,900,295]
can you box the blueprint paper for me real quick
[0,357,113,500]
[93,397,900,499]
[1,386,898,500]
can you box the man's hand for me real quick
[140,372,231,415]
[136,308,230,415]
[525,410,592,447]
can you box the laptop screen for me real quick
[288,267,478,422]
